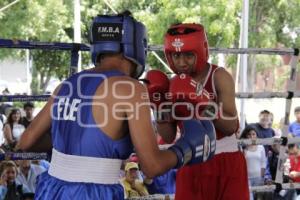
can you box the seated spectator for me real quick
[289,106,300,137]
[241,127,267,200]
[21,102,35,128]
[2,109,25,150]
[248,110,275,139]
[265,142,280,182]
[247,110,275,154]
[0,161,30,200]
[120,162,149,199]
[1,88,13,108]
[31,160,50,171]
[144,169,176,195]
[288,144,300,182]
[16,160,46,193]
[287,144,300,198]
[0,113,6,146]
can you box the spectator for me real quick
[0,161,30,200]
[241,127,267,200]
[0,113,7,146]
[21,102,35,128]
[248,110,275,139]
[1,88,13,107]
[289,106,300,138]
[143,142,177,195]
[16,160,46,193]
[248,110,275,155]
[31,160,50,171]
[288,144,300,182]
[1,88,10,95]
[3,109,25,150]
[287,144,300,198]
[265,143,280,182]
[120,162,149,199]
[144,169,176,195]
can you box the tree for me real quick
[0,0,299,93]
[112,0,242,72]
[0,0,72,94]
[247,0,300,92]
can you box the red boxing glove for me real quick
[169,73,211,119]
[143,70,170,107]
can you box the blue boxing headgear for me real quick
[90,13,148,78]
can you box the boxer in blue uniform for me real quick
[17,11,217,200]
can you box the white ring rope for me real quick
[237,137,300,146]
[235,91,300,98]
[148,45,298,55]
[2,91,300,103]
[128,194,175,200]
[251,183,300,193]
[126,182,300,199]
[275,54,299,184]
[162,137,300,148]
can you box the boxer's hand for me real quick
[169,73,211,118]
[141,70,173,122]
[168,119,216,168]
[141,70,170,108]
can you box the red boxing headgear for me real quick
[164,23,209,74]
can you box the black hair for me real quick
[6,108,22,130]
[294,106,300,113]
[259,110,271,115]
[288,144,297,149]
[23,102,34,109]
[240,126,257,139]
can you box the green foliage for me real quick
[111,0,242,70]
[0,0,299,93]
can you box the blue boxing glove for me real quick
[168,119,216,168]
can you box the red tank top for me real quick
[202,64,226,140]
[202,64,218,102]
[176,64,228,140]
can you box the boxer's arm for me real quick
[17,86,60,151]
[22,131,52,152]
[213,68,238,136]
[117,78,177,178]
[119,78,177,178]
[142,70,177,143]
[17,99,52,151]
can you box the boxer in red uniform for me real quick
[146,23,249,199]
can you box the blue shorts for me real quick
[35,171,124,200]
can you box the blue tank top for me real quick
[51,70,133,159]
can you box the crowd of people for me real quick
[240,108,300,200]
[0,10,299,200]
[1,103,299,200]
[0,101,49,200]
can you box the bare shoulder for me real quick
[214,67,235,93]
[214,67,234,81]
[103,76,148,98]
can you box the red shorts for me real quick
[175,151,249,200]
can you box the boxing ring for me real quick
[0,38,299,199]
